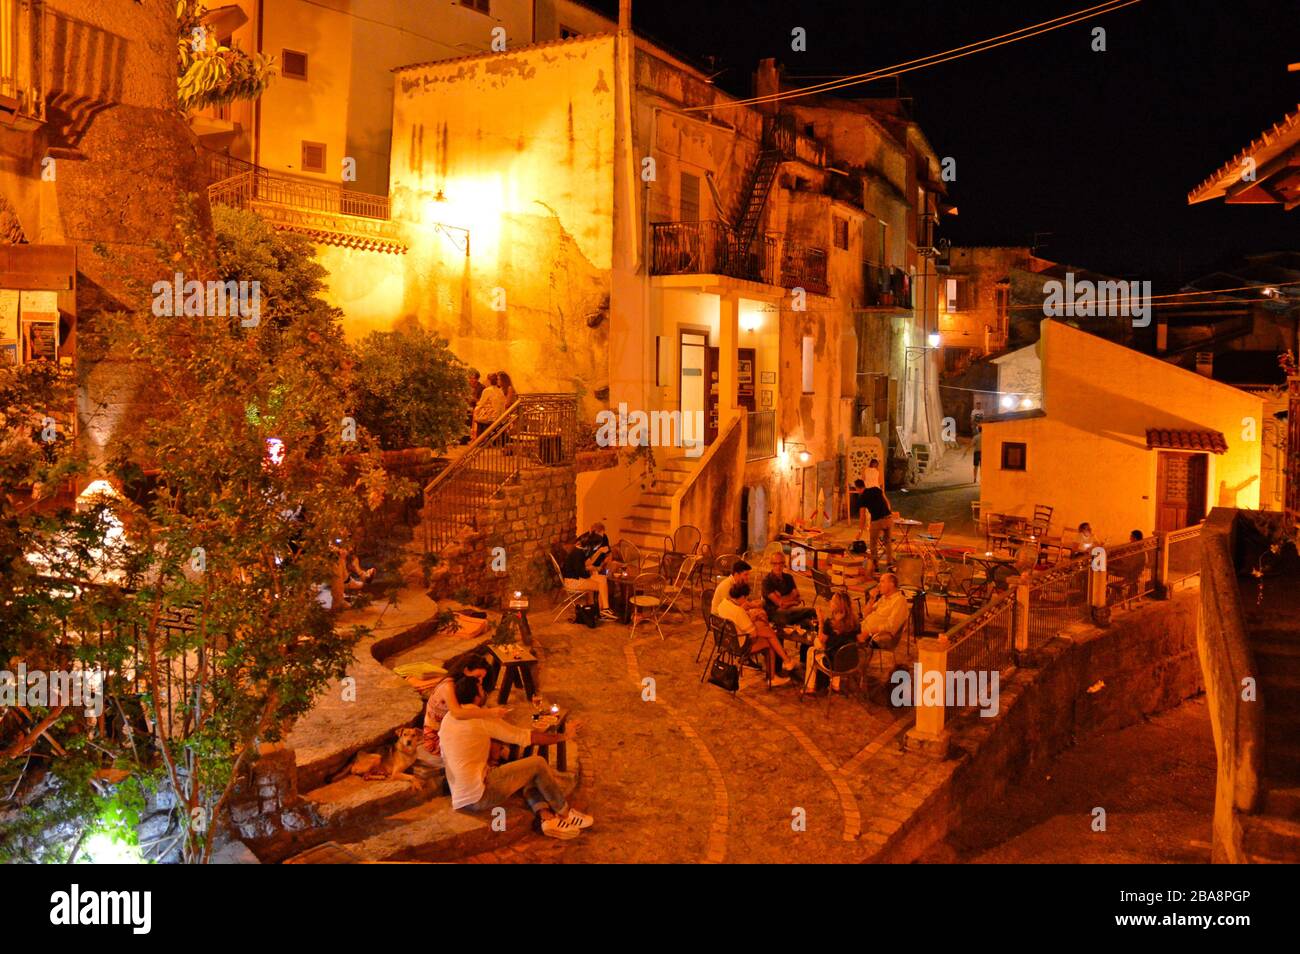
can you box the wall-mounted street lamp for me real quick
[784,440,813,466]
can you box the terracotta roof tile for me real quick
[1145,428,1228,454]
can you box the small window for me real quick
[1000,442,1027,471]
[460,0,491,13]
[801,336,815,393]
[301,141,326,173]
[833,216,849,250]
[282,49,308,80]
[559,25,581,39]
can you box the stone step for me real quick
[630,501,671,517]
[306,772,445,834]
[1263,785,1300,820]
[1264,753,1300,786]
[625,514,671,531]
[1242,813,1300,863]
[337,795,532,862]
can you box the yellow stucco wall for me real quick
[979,320,1264,544]
[382,35,617,408]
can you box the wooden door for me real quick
[705,345,719,446]
[1155,452,1208,533]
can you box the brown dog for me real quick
[334,728,423,785]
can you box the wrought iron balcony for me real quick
[651,220,777,285]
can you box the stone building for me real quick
[0,0,208,477]
[370,24,951,551]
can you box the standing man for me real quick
[971,425,983,484]
[465,369,484,441]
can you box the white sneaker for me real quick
[563,808,594,830]
[541,815,582,840]
[599,610,618,620]
[769,674,792,687]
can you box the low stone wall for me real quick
[426,464,578,604]
[880,589,1204,861]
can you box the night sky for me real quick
[591,0,1300,288]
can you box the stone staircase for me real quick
[1243,610,1300,863]
[620,454,696,552]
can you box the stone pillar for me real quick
[1089,548,1110,626]
[718,293,740,422]
[905,637,950,759]
[1014,581,1031,656]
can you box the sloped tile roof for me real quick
[1145,428,1228,454]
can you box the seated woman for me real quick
[421,652,510,762]
[717,582,797,687]
[807,592,861,693]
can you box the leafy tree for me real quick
[176,1,275,113]
[2,201,405,862]
[353,326,470,451]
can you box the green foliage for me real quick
[352,325,470,451]
[176,2,275,112]
[2,199,394,862]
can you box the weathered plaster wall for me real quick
[980,321,1264,543]
[386,37,617,420]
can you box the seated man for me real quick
[716,582,796,687]
[577,521,613,570]
[860,572,910,649]
[439,677,593,840]
[562,542,616,621]
[712,560,759,617]
[761,552,817,631]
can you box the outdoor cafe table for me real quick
[608,568,636,624]
[502,704,570,772]
[893,517,923,551]
[965,552,1017,600]
[487,642,538,704]
[778,533,845,570]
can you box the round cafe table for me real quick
[893,517,923,552]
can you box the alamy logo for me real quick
[0,664,104,718]
[1042,271,1151,327]
[594,403,705,457]
[890,664,1000,718]
[152,273,261,327]
[50,885,151,934]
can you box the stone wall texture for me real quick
[425,464,578,604]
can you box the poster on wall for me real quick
[0,289,18,342]
[22,317,58,362]
[0,341,17,365]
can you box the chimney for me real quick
[619,0,631,33]
[755,57,780,114]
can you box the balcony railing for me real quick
[745,410,776,461]
[861,263,912,310]
[650,220,827,295]
[764,114,826,167]
[780,242,828,296]
[651,220,776,285]
[208,166,390,220]
[0,0,44,124]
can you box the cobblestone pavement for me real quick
[460,601,954,864]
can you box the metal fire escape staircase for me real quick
[730,149,782,269]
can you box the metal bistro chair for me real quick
[547,551,592,622]
[629,572,666,640]
[809,643,864,718]
[616,538,645,573]
[668,524,702,556]
[810,568,836,609]
[700,615,768,692]
[939,562,982,629]
[660,553,701,618]
[862,595,913,674]
[696,596,717,662]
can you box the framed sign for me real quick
[761,389,773,408]
[760,370,776,384]
[22,317,58,362]
[0,341,17,364]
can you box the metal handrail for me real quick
[421,393,578,554]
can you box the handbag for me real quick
[707,659,740,692]
[573,603,599,628]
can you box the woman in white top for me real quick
[472,372,507,437]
